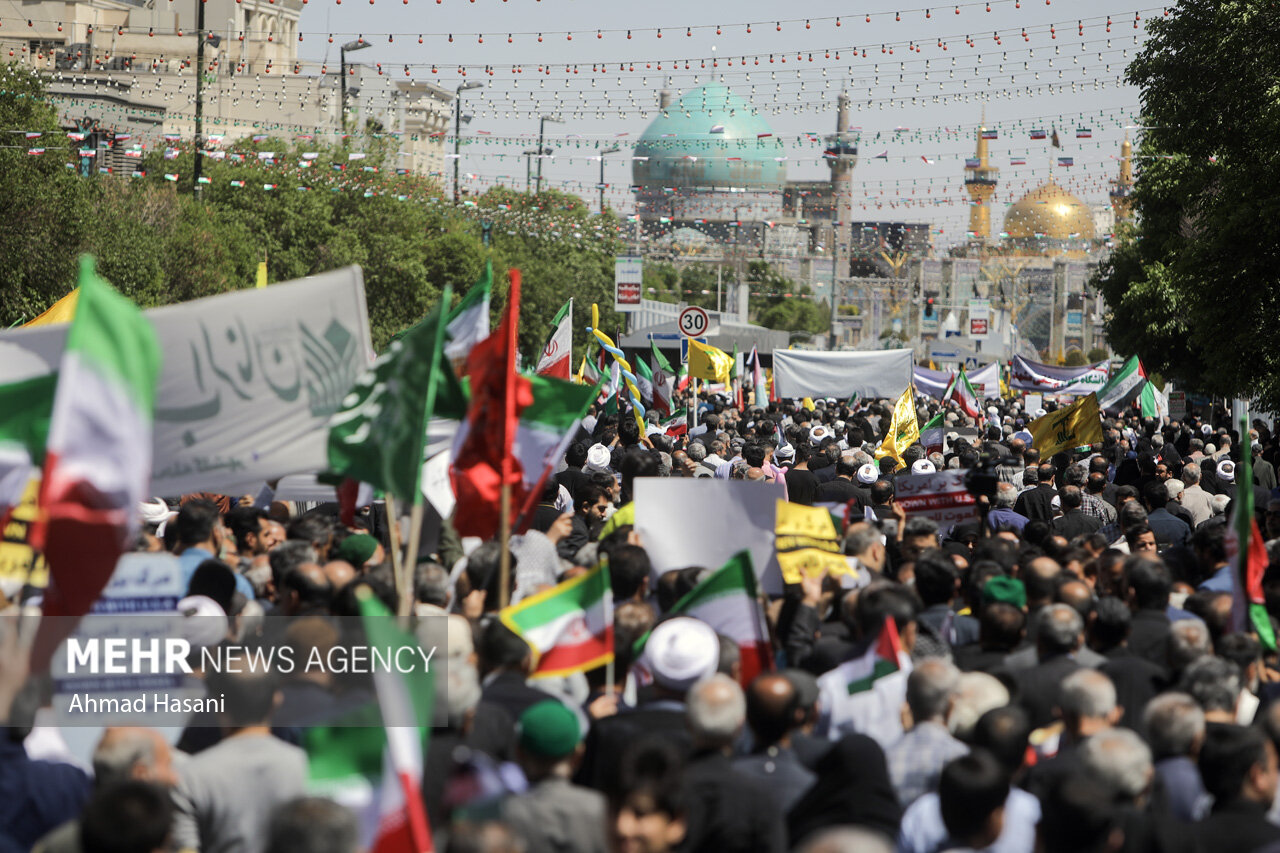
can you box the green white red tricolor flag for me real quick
[648,340,675,416]
[500,561,614,678]
[667,550,773,686]
[1228,414,1275,650]
[535,299,573,379]
[944,366,982,420]
[306,590,435,853]
[0,373,55,522]
[443,262,491,366]
[30,256,161,672]
[920,411,945,456]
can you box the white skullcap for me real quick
[175,595,229,649]
[1217,459,1236,483]
[808,425,830,445]
[987,406,999,417]
[581,415,598,434]
[1201,424,1213,436]
[911,459,937,475]
[139,497,171,526]
[584,443,612,474]
[645,616,719,692]
[857,463,879,484]
[1034,408,1047,418]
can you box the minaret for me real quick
[827,92,857,230]
[1110,133,1134,223]
[964,115,999,242]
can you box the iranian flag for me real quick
[0,373,56,522]
[1096,355,1146,413]
[649,340,675,416]
[307,590,434,853]
[920,411,945,456]
[660,409,689,437]
[500,561,613,677]
[535,299,573,379]
[1228,415,1275,649]
[451,271,597,539]
[945,366,982,420]
[30,256,161,672]
[668,551,772,686]
[443,263,491,366]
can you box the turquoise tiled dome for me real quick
[633,85,787,190]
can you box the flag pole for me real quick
[498,269,522,611]
[385,493,406,612]
[399,502,423,628]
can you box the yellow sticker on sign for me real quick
[0,476,48,590]
[775,500,854,584]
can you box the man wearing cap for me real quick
[336,533,383,571]
[576,617,719,790]
[502,701,608,853]
[816,454,869,510]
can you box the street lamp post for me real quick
[598,146,620,215]
[339,40,371,135]
[453,81,483,203]
[523,148,540,191]
[535,115,561,195]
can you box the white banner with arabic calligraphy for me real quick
[0,267,371,496]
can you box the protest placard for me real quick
[774,500,852,583]
[893,470,979,536]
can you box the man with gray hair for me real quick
[1178,463,1215,526]
[1025,669,1120,800]
[1144,692,1209,822]
[681,674,786,853]
[987,481,1029,534]
[947,672,1012,742]
[33,728,181,853]
[1111,501,1150,552]
[1169,619,1213,679]
[885,659,968,806]
[1179,656,1242,724]
[1080,728,1154,805]
[1012,603,1086,728]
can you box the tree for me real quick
[1092,1,1280,410]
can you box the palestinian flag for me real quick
[920,411,945,456]
[30,256,161,672]
[831,616,906,696]
[1096,355,1146,413]
[667,551,772,686]
[945,366,982,420]
[306,590,434,853]
[0,373,56,521]
[328,285,454,505]
[1228,415,1275,649]
[1139,382,1168,419]
[535,299,573,379]
[443,263,491,366]
[500,561,613,677]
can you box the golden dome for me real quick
[1002,181,1096,241]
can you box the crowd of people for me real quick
[4,388,1280,853]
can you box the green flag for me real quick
[649,339,675,374]
[327,285,453,505]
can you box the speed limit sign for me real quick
[678,306,710,338]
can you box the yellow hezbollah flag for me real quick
[1029,392,1104,458]
[23,288,78,326]
[256,261,268,289]
[687,338,734,385]
[775,500,854,583]
[875,385,919,466]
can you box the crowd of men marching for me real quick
[4,387,1280,853]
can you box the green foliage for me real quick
[747,261,831,338]
[1086,347,1110,364]
[1063,350,1087,367]
[0,69,629,363]
[1092,2,1280,409]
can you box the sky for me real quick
[296,0,1155,244]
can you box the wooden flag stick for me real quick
[385,493,406,617]
[398,501,424,628]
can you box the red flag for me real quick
[450,270,533,539]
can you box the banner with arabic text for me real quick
[0,267,371,496]
[1008,356,1109,396]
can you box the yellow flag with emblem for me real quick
[874,385,919,467]
[1028,392,1104,458]
[687,338,734,385]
